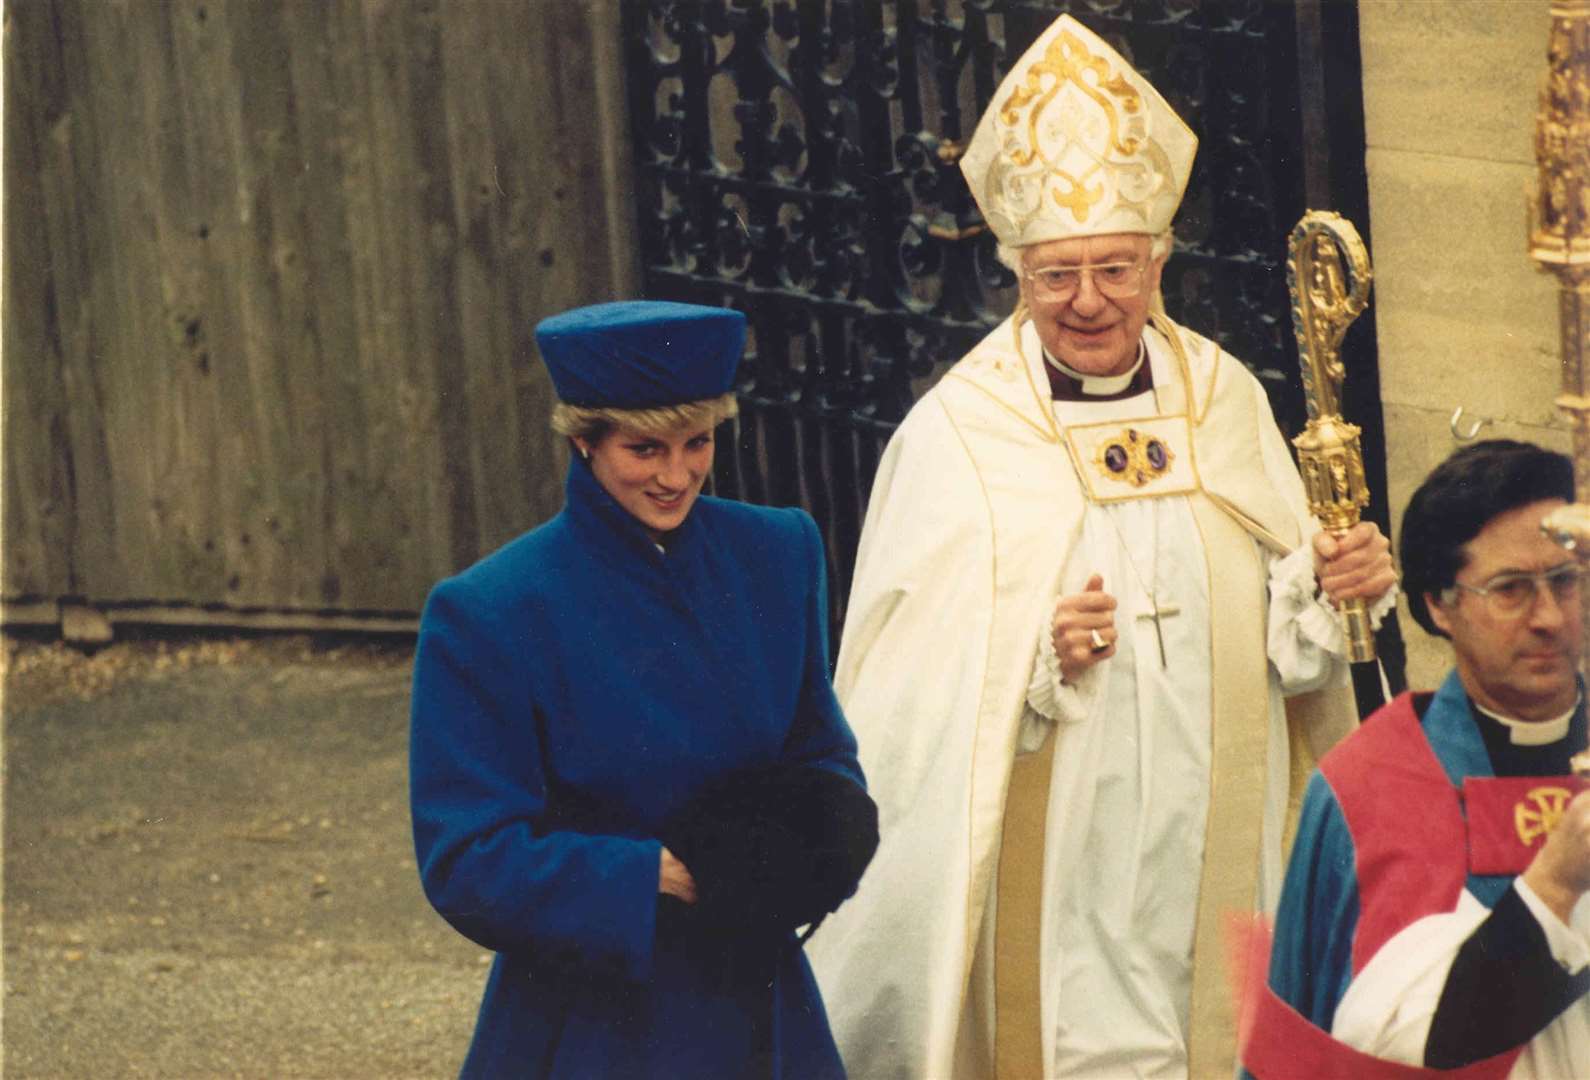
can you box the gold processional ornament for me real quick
[1287,210,1376,663]
[1526,2,1590,778]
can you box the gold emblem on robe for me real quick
[1093,427,1176,488]
[1515,786,1575,846]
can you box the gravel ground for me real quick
[3,633,487,1078]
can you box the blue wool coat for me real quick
[410,459,863,1079]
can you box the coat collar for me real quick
[561,456,703,565]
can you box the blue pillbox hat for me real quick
[534,301,746,409]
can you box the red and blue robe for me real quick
[1247,671,1590,1078]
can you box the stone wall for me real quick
[1360,1,1563,685]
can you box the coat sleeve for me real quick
[778,509,865,788]
[409,578,662,981]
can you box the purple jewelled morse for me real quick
[1104,445,1129,473]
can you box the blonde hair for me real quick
[550,392,740,444]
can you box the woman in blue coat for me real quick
[410,301,870,1079]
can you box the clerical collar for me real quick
[1043,339,1151,401]
[1472,695,1581,746]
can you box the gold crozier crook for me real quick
[1287,211,1376,662]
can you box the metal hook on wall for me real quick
[1450,406,1492,442]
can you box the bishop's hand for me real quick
[1313,521,1396,605]
[1053,574,1117,684]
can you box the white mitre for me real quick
[960,15,1198,246]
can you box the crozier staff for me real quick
[805,14,1397,1079]
[410,301,875,1079]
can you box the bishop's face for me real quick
[1018,233,1167,377]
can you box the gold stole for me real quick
[994,733,1056,1078]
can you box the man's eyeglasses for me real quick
[1024,261,1147,303]
[1442,563,1589,618]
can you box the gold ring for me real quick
[1089,629,1108,653]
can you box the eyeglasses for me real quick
[1442,563,1589,618]
[1024,261,1147,303]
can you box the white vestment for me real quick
[1331,884,1590,1078]
[808,313,1368,1079]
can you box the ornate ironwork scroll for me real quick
[1288,211,1375,662]
[622,0,1380,639]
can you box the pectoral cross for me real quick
[1138,594,1180,667]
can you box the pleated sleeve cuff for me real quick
[1025,607,1099,732]
[1268,541,1398,686]
[1516,876,1590,975]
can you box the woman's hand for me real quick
[659,846,698,904]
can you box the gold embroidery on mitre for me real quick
[1001,29,1144,164]
[1515,786,1575,845]
[1093,427,1176,488]
[960,15,1197,247]
[1052,166,1105,223]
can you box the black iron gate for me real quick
[621,0,1400,690]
